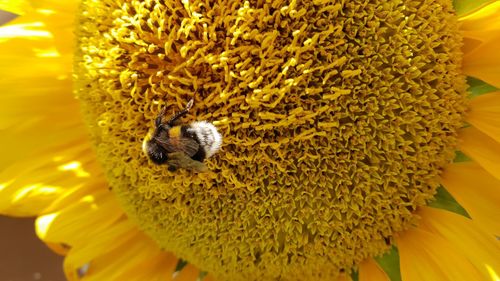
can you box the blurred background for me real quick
[0,10,65,281]
[0,216,65,281]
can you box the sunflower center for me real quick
[74,0,467,279]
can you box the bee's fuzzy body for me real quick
[142,100,222,170]
[186,121,223,160]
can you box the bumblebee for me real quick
[142,99,222,172]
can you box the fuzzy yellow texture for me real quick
[74,0,467,280]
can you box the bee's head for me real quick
[142,132,168,165]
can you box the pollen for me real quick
[74,0,467,280]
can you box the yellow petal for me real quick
[65,231,160,281]
[174,264,208,281]
[0,4,76,62]
[459,126,500,181]
[467,91,500,143]
[0,2,84,177]
[0,40,81,167]
[0,140,95,180]
[396,226,483,281]
[0,78,86,171]
[0,126,88,171]
[460,2,500,87]
[40,177,102,215]
[0,35,77,129]
[0,77,78,135]
[36,190,124,247]
[117,253,205,281]
[0,0,78,15]
[27,0,79,13]
[462,33,500,88]
[419,207,500,280]
[460,2,500,32]
[0,163,83,216]
[441,162,500,235]
[45,242,69,256]
[0,7,80,170]
[0,0,31,15]
[0,142,99,216]
[0,0,78,21]
[63,219,137,271]
[0,37,72,76]
[462,12,500,89]
[111,252,173,281]
[359,258,390,281]
[0,183,66,217]
[454,0,498,17]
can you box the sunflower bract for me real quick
[74,0,467,279]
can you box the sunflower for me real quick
[0,0,499,280]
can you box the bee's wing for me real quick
[177,137,200,157]
[156,136,200,158]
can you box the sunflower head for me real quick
[71,0,468,279]
[4,0,500,280]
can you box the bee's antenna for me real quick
[166,99,194,126]
[155,106,167,128]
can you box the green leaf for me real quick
[453,150,472,162]
[467,77,499,99]
[197,271,208,281]
[350,269,359,281]
[173,259,188,276]
[428,185,471,218]
[374,246,402,281]
[453,0,495,16]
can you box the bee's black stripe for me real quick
[181,125,206,162]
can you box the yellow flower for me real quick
[0,0,499,280]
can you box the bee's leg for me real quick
[155,106,167,127]
[190,160,208,173]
